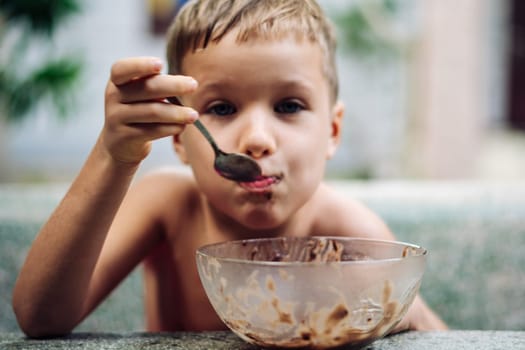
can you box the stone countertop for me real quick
[1,331,524,350]
[3,182,525,332]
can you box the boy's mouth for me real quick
[239,174,283,192]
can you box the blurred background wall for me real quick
[1,0,524,183]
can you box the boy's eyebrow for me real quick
[276,78,317,92]
[197,77,317,94]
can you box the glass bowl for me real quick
[196,236,426,349]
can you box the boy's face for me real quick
[174,31,343,230]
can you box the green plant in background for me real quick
[333,0,405,59]
[0,0,83,124]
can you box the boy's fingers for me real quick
[112,101,198,125]
[127,123,188,142]
[110,57,163,86]
[118,74,198,104]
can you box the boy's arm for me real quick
[12,139,138,337]
[395,295,448,331]
[12,57,198,338]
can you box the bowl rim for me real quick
[196,236,427,266]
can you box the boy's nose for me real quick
[238,110,276,159]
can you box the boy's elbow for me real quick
[12,296,74,338]
[14,311,74,339]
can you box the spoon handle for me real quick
[167,96,221,155]
[193,119,221,155]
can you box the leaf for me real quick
[0,0,84,124]
[1,57,83,123]
[333,2,399,59]
[0,0,82,36]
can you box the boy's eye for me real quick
[207,103,236,116]
[275,100,304,114]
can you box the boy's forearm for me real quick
[393,294,448,333]
[12,136,138,338]
[410,295,448,330]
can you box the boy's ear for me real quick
[326,100,344,159]
[172,134,189,164]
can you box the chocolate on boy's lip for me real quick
[245,173,283,184]
[238,173,283,190]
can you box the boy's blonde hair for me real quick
[166,0,339,101]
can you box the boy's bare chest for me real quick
[143,233,227,331]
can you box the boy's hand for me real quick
[103,56,198,165]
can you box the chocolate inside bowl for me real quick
[196,237,426,349]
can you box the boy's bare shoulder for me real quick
[312,183,394,240]
[125,167,200,222]
[132,167,196,195]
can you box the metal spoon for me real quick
[168,97,262,182]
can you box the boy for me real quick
[12,0,447,338]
